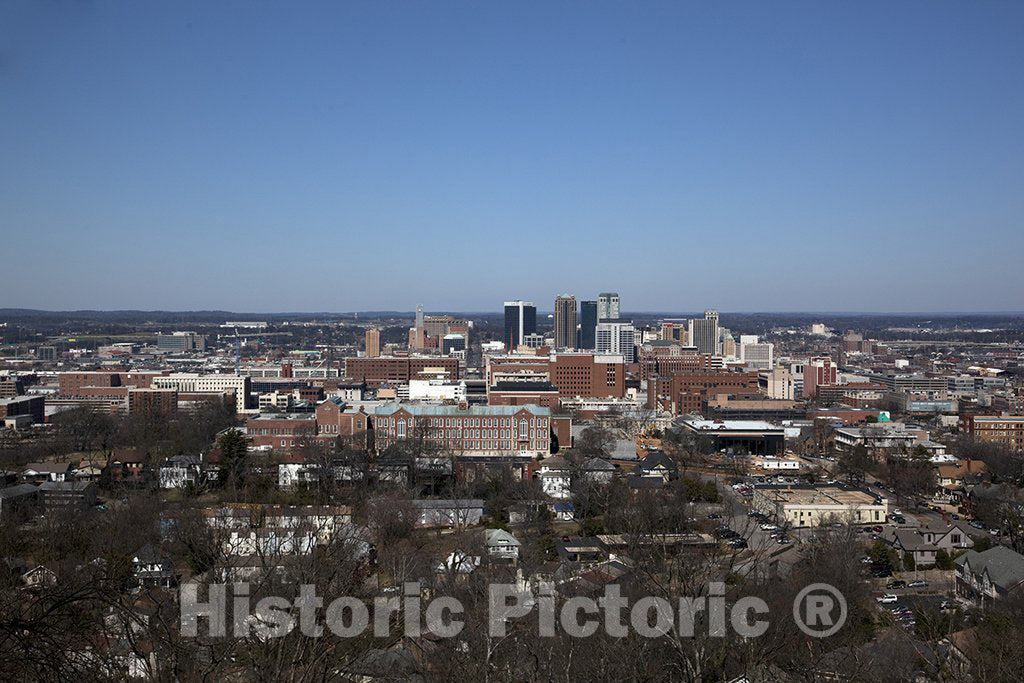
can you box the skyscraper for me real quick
[553,295,577,349]
[503,301,536,350]
[596,320,636,362]
[410,304,427,349]
[690,309,720,355]
[597,292,620,321]
[578,300,598,349]
[365,328,380,358]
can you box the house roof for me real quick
[539,455,569,470]
[411,499,484,509]
[484,528,520,547]
[937,460,987,479]
[39,480,93,492]
[133,543,168,564]
[582,457,616,471]
[884,528,933,552]
[22,462,70,474]
[956,546,1024,591]
[0,483,38,500]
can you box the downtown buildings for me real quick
[503,301,536,350]
[553,295,577,350]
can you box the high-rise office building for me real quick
[803,356,837,398]
[578,300,598,349]
[553,295,577,349]
[365,328,380,358]
[409,304,427,350]
[740,341,774,370]
[690,310,720,355]
[597,293,620,321]
[503,301,537,349]
[596,320,636,362]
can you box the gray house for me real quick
[955,545,1024,606]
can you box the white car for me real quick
[876,594,898,604]
[760,523,778,531]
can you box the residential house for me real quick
[554,536,606,564]
[936,459,988,504]
[435,550,480,576]
[39,480,97,512]
[484,528,521,563]
[23,564,58,589]
[158,455,204,489]
[21,462,70,484]
[536,456,571,500]
[130,544,175,589]
[203,504,355,558]
[581,457,616,483]
[635,450,679,482]
[105,449,150,486]
[412,499,484,529]
[955,545,1024,606]
[0,483,39,519]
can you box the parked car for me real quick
[707,513,722,520]
[887,580,907,589]
[729,538,748,549]
[877,594,898,604]
[760,523,778,531]
[907,580,928,588]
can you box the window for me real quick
[397,420,406,438]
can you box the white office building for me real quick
[153,373,251,413]
[596,321,636,363]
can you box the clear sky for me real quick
[2,2,1022,313]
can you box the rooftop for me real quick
[376,403,550,417]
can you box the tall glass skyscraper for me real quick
[503,300,536,349]
[578,300,598,349]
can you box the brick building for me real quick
[0,395,45,424]
[374,403,553,460]
[650,371,760,415]
[127,388,178,415]
[344,356,460,388]
[485,352,626,399]
[636,344,717,381]
[488,381,561,409]
[246,415,317,450]
[960,415,1024,451]
[314,397,370,438]
[58,371,166,396]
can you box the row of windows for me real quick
[380,415,547,429]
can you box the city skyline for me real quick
[2,2,1023,313]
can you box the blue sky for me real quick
[2,1,1022,313]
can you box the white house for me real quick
[537,456,572,500]
[485,528,521,562]
[158,455,203,489]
